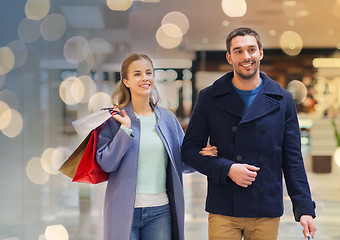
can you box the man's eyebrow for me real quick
[232,45,257,51]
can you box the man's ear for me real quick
[123,79,130,88]
[259,48,264,60]
[226,52,232,65]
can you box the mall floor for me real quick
[65,146,340,240]
[1,145,339,240]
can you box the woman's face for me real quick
[123,58,155,99]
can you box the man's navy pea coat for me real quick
[181,71,316,221]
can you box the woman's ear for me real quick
[123,79,130,88]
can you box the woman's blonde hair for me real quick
[111,53,160,108]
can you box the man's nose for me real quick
[243,51,251,59]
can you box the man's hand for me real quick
[300,215,316,239]
[228,164,260,187]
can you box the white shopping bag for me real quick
[72,110,112,136]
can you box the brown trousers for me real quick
[208,213,280,240]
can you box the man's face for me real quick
[226,35,263,80]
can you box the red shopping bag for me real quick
[71,126,109,184]
[59,120,109,184]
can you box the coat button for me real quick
[258,156,264,163]
[215,165,220,169]
[259,186,265,193]
[262,125,267,131]
[232,126,238,132]
[236,155,242,162]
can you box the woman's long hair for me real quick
[111,53,160,108]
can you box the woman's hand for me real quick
[111,107,131,129]
[199,144,218,157]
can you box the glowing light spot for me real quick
[0,47,15,75]
[41,148,59,175]
[41,14,67,41]
[1,109,23,138]
[45,225,69,240]
[334,147,340,167]
[63,36,90,64]
[287,80,307,104]
[59,77,85,105]
[280,31,303,56]
[89,38,112,65]
[7,40,28,69]
[0,89,19,109]
[26,157,50,184]
[52,147,72,171]
[76,75,97,103]
[156,24,182,49]
[25,0,50,20]
[222,20,230,27]
[77,53,94,75]
[162,11,189,35]
[221,0,247,17]
[88,92,112,113]
[0,101,11,130]
[269,29,276,36]
[106,0,134,11]
[17,18,41,43]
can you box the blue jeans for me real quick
[130,204,172,240]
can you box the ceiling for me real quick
[40,0,340,62]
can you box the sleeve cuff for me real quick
[120,124,133,136]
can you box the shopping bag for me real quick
[71,126,109,184]
[59,118,111,184]
[72,109,113,136]
[58,133,91,179]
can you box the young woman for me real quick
[96,53,217,240]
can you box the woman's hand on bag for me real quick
[111,107,131,129]
[199,144,218,157]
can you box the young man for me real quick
[181,27,316,240]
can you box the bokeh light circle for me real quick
[280,31,303,56]
[334,147,340,167]
[41,148,60,175]
[41,13,67,41]
[17,18,41,43]
[89,38,112,65]
[26,157,50,185]
[106,0,134,11]
[88,92,112,113]
[221,0,247,17]
[287,80,307,104]
[0,89,19,110]
[0,101,11,130]
[0,47,15,75]
[7,40,28,69]
[63,36,90,64]
[45,225,69,240]
[1,109,23,138]
[76,75,97,103]
[59,77,85,105]
[156,24,183,49]
[52,146,72,171]
[25,0,50,21]
[162,11,189,35]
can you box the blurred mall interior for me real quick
[1,0,340,239]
